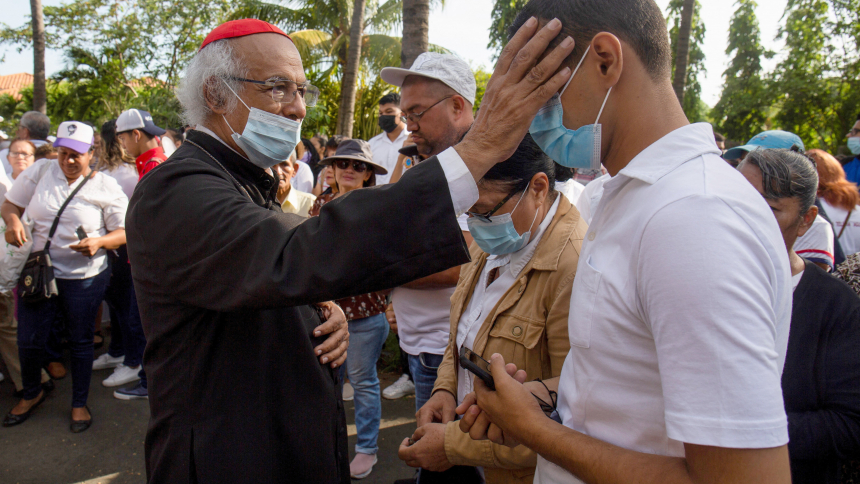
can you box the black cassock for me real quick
[126,130,469,483]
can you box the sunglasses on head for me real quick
[333,159,370,173]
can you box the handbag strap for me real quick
[44,169,95,252]
[838,208,853,240]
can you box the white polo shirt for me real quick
[794,214,835,270]
[535,123,792,483]
[368,127,410,185]
[5,159,128,280]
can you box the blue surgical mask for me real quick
[529,47,611,170]
[222,81,302,170]
[849,137,860,155]
[467,184,540,256]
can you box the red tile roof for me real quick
[0,72,34,100]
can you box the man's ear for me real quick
[590,32,623,88]
[203,76,229,115]
[450,95,470,118]
[796,205,819,239]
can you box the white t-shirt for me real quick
[291,160,314,193]
[821,199,860,256]
[574,173,610,225]
[554,179,585,208]
[394,213,469,356]
[794,214,835,270]
[536,123,791,483]
[100,163,138,199]
[5,159,128,279]
[455,196,560,403]
[1,139,47,176]
[368,127,410,185]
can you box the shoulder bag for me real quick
[18,170,95,303]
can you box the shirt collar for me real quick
[376,127,410,144]
[486,195,561,277]
[616,123,721,185]
[136,146,166,164]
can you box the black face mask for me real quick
[378,115,398,133]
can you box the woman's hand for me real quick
[313,301,349,368]
[457,354,544,448]
[70,237,102,257]
[4,217,27,247]
[385,303,397,334]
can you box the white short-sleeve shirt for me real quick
[368,127,410,185]
[822,199,860,256]
[5,159,129,279]
[792,213,835,271]
[535,123,792,483]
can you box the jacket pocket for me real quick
[569,255,602,348]
[488,314,544,349]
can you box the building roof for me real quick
[0,73,34,100]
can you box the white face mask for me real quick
[222,80,302,170]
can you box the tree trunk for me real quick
[30,0,47,114]
[672,0,695,105]
[401,0,430,69]
[336,0,366,137]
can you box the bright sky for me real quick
[2,0,790,106]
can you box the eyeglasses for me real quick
[227,77,320,107]
[9,151,35,158]
[465,185,523,222]
[849,128,860,136]
[400,96,453,125]
[333,159,371,173]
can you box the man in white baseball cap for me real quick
[115,109,168,179]
[381,52,476,158]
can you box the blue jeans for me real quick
[408,352,444,412]
[344,312,389,455]
[18,270,110,407]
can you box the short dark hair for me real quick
[509,0,672,81]
[713,132,726,142]
[738,148,819,215]
[479,133,556,193]
[117,128,155,141]
[379,92,401,107]
[327,135,348,150]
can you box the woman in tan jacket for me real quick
[398,135,587,484]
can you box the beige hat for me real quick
[318,139,388,175]
[381,52,476,105]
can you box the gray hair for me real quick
[19,111,51,140]
[739,148,819,215]
[175,39,248,127]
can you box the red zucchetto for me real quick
[199,19,292,51]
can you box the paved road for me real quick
[0,344,420,484]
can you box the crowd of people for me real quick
[0,1,859,483]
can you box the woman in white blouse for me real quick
[0,121,128,432]
[809,149,860,256]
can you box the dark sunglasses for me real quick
[465,185,523,222]
[333,159,371,173]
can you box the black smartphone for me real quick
[459,346,495,391]
[75,226,87,240]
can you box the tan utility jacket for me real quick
[432,195,587,484]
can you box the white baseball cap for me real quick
[381,52,477,105]
[53,121,94,154]
[116,108,166,136]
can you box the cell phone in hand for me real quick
[75,226,87,240]
[459,346,495,391]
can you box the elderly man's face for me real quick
[223,33,307,136]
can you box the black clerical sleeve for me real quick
[126,146,469,311]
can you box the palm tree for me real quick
[337,0,367,136]
[671,0,695,104]
[30,0,47,114]
[401,0,430,68]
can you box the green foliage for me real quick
[473,66,491,113]
[488,0,527,58]
[711,0,772,142]
[667,0,708,123]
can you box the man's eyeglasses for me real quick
[227,77,320,107]
[465,185,522,222]
[400,96,453,125]
[333,159,371,173]
[9,151,34,159]
[849,128,860,137]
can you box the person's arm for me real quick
[465,355,791,484]
[389,153,411,184]
[1,200,26,246]
[404,231,474,288]
[70,228,126,256]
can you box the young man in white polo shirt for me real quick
[423,1,793,482]
[367,92,409,185]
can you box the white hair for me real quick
[176,39,248,127]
